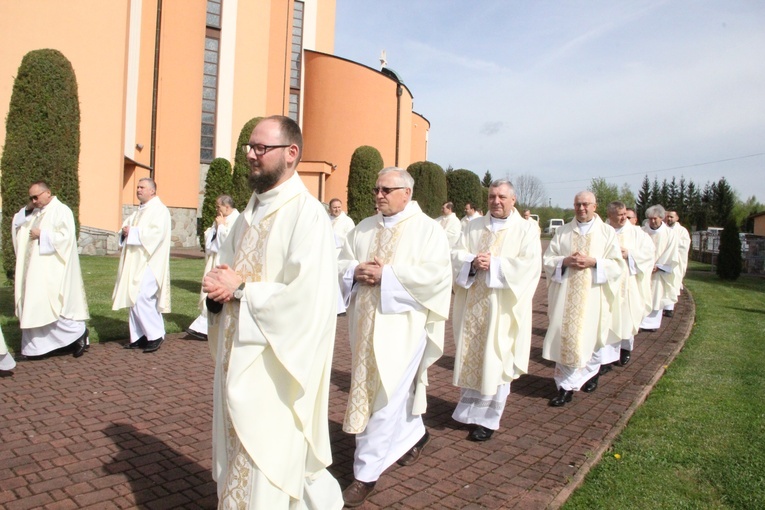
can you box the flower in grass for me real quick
[614,453,622,460]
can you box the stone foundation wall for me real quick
[76,205,200,255]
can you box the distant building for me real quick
[0,0,429,253]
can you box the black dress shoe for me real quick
[143,337,165,353]
[468,425,494,442]
[598,363,612,376]
[72,328,88,358]
[582,375,599,393]
[124,336,148,349]
[549,388,573,407]
[397,430,431,465]
[619,348,631,366]
[185,328,207,341]
[663,309,674,318]
[639,328,657,333]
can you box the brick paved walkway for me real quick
[0,273,694,509]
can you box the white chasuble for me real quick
[208,173,340,508]
[643,222,680,310]
[451,209,542,396]
[15,197,89,329]
[112,196,171,312]
[542,217,625,369]
[339,201,452,434]
[608,224,654,341]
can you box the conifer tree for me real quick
[408,161,447,218]
[231,117,262,211]
[716,217,742,280]
[199,157,233,247]
[347,146,383,223]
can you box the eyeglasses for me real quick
[29,190,49,201]
[241,143,291,156]
[574,202,594,208]
[372,186,406,196]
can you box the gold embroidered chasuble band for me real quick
[343,222,405,434]
[218,215,274,505]
[560,231,592,367]
[456,228,508,390]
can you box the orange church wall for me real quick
[0,0,131,231]
[301,51,418,205]
[410,112,430,164]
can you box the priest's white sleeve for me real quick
[380,265,425,313]
[239,282,287,345]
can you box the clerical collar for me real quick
[381,201,413,228]
[489,214,509,232]
[647,222,664,235]
[576,217,595,235]
[138,196,157,210]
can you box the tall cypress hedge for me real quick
[199,157,232,247]
[231,117,262,211]
[446,169,483,218]
[1,49,81,278]
[407,161,446,218]
[716,218,742,280]
[347,145,383,224]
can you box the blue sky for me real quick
[334,0,765,208]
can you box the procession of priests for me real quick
[2,115,702,508]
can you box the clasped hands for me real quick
[563,251,596,269]
[355,257,383,286]
[203,264,244,302]
[29,227,41,240]
[471,252,491,272]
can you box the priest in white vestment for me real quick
[329,198,355,254]
[594,201,654,375]
[663,210,691,317]
[338,167,451,507]
[639,205,680,332]
[451,180,541,442]
[461,201,482,229]
[436,201,462,247]
[186,195,239,341]
[112,177,171,353]
[15,182,89,358]
[542,192,625,406]
[203,116,342,509]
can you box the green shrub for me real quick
[716,218,742,280]
[1,49,81,278]
[231,117,262,211]
[347,146,383,224]
[446,169,483,218]
[408,161,446,218]
[199,157,232,247]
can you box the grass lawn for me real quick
[564,264,765,509]
[1,255,205,351]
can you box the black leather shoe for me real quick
[124,336,148,349]
[398,430,431,465]
[185,328,207,341]
[72,328,88,358]
[598,363,612,376]
[549,389,573,407]
[468,425,494,442]
[663,309,674,318]
[343,480,376,508]
[582,375,599,393]
[143,337,165,353]
[639,328,657,333]
[619,348,631,366]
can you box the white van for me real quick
[545,219,564,235]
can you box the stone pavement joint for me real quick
[0,273,694,509]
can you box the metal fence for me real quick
[691,231,765,274]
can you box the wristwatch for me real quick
[233,282,245,300]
